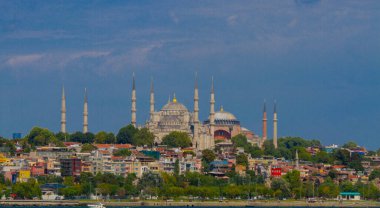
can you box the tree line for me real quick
[3,169,380,200]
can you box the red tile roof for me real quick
[94,144,134,149]
[63,142,80,146]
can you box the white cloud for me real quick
[100,42,164,72]
[6,54,44,67]
[1,43,163,73]
[70,51,111,59]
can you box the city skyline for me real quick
[1,1,380,148]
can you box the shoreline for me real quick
[1,200,380,207]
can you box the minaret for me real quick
[262,101,267,144]
[60,86,66,133]
[194,73,199,123]
[193,73,200,148]
[295,149,299,169]
[209,77,215,138]
[83,88,88,133]
[131,73,137,127]
[149,77,154,120]
[273,101,278,149]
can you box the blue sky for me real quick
[1,0,380,149]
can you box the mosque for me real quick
[130,75,278,151]
[60,75,279,151]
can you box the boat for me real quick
[87,203,106,208]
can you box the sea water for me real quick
[0,206,362,208]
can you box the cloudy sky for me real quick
[0,0,379,148]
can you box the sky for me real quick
[0,0,380,149]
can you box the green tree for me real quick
[223,185,243,199]
[283,170,301,197]
[333,149,351,165]
[116,125,138,144]
[279,137,321,149]
[367,150,377,156]
[60,185,81,198]
[35,175,63,184]
[132,128,154,146]
[161,131,192,148]
[95,131,116,144]
[55,132,70,141]
[124,173,138,197]
[313,151,333,164]
[202,149,216,163]
[317,178,339,198]
[70,132,95,143]
[95,131,107,143]
[263,140,277,156]
[79,172,96,196]
[11,179,42,199]
[356,182,380,200]
[113,148,132,157]
[174,159,180,176]
[97,183,118,196]
[342,141,358,149]
[271,178,291,198]
[231,134,263,158]
[0,173,5,184]
[138,172,162,192]
[348,153,364,171]
[81,143,97,152]
[328,169,338,179]
[0,139,17,156]
[249,145,264,158]
[295,147,312,161]
[369,168,380,181]
[63,176,75,186]
[26,127,57,146]
[231,134,250,148]
[340,180,357,192]
[236,153,248,168]
[201,149,216,173]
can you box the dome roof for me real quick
[215,111,237,120]
[161,102,188,111]
[212,106,237,121]
[161,96,188,112]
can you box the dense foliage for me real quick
[161,131,192,148]
[113,148,132,157]
[1,171,376,200]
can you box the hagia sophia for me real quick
[60,74,279,151]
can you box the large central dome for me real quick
[154,95,192,138]
[161,96,188,112]
[204,106,240,125]
[214,111,237,120]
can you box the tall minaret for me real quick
[60,86,66,133]
[209,77,215,138]
[262,101,267,144]
[149,77,154,120]
[83,88,88,133]
[194,73,199,123]
[273,101,278,149]
[131,73,137,127]
[193,73,200,148]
